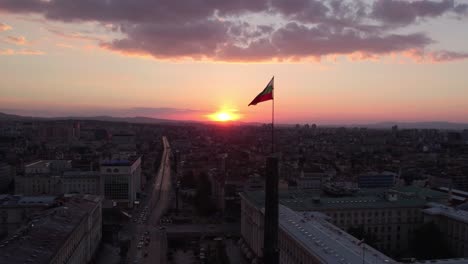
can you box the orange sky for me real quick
[1,1,468,124]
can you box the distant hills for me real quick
[0,112,185,124]
[0,112,467,130]
[360,122,468,130]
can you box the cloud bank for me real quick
[0,22,11,32]
[0,0,467,62]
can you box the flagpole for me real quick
[272,76,275,154]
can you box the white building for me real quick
[101,157,142,208]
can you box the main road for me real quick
[127,136,172,264]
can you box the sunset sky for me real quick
[1,0,468,124]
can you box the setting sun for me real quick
[208,110,240,122]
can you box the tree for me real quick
[410,221,452,260]
[194,172,216,216]
[347,226,378,249]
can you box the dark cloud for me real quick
[0,0,467,62]
[372,0,460,25]
[101,19,230,59]
[428,50,468,62]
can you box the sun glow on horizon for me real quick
[208,110,240,122]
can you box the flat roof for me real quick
[424,203,468,225]
[0,195,57,207]
[242,187,447,212]
[415,259,468,264]
[62,171,100,178]
[101,156,141,166]
[0,195,101,264]
[279,205,396,264]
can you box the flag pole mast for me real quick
[272,76,275,154]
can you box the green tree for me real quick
[347,226,379,249]
[410,222,452,260]
[195,172,216,216]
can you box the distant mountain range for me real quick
[0,112,185,124]
[0,112,467,130]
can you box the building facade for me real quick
[62,171,101,195]
[241,186,448,258]
[101,157,142,208]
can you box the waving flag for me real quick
[248,77,274,106]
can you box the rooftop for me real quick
[101,156,141,166]
[423,202,468,225]
[279,205,396,264]
[0,195,57,207]
[242,187,447,212]
[0,195,101,264]
[62,171,100,178]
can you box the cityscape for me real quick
[1,1,468,264]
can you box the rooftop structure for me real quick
[243,186,448,212]
[424,202,468,225]
[279,205,396,264]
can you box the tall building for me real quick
[101,157,142,208]
[0,194,102,264]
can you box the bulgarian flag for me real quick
[248,77,274,106]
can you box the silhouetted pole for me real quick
[263,156,279,264]
[272,79,274,154]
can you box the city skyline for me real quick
[1,0,468,124]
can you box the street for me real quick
[127,136,172,264]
